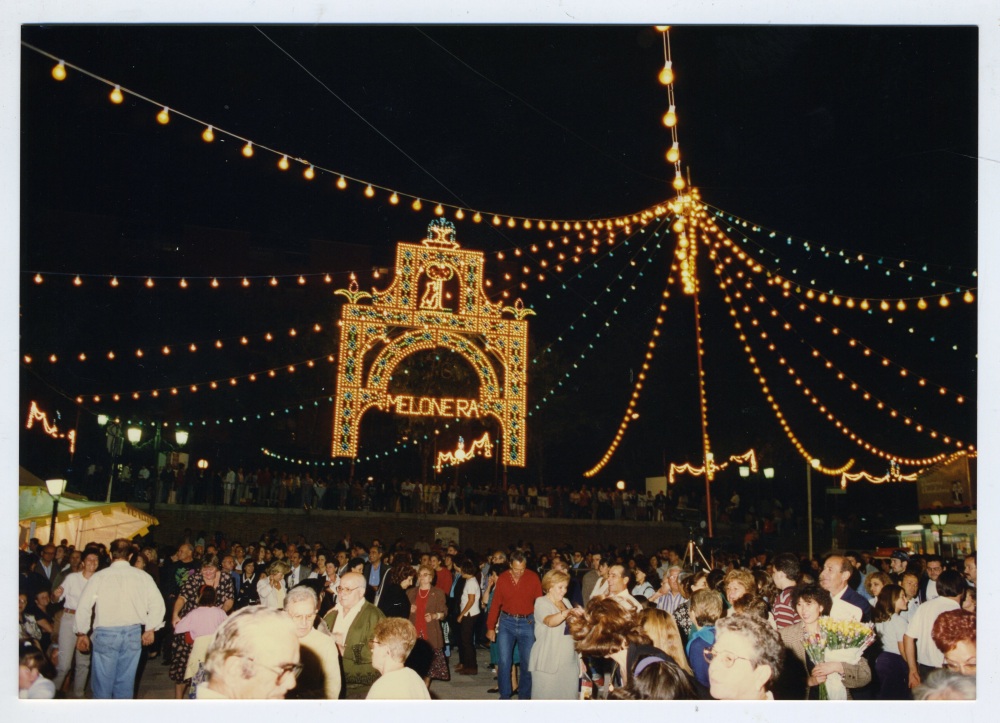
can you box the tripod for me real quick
[683,530,712,572]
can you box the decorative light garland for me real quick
[72,354,336,404]
[709,250,952,467]
[667,449,758,485]
[705,203,978,283]
[25,42,676,238]
[712,245,972,445]
[27,269,354,288]
[23,321,331,368]
[435,432,493,472]
[25,400,76,454]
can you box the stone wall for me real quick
[138,503,741,555]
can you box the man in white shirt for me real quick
[74,538,165,698]
[51,550,100,697]
[922,556,944,602]
[605,564,643,612]
[284,585,341,699]
[903,569,966,688]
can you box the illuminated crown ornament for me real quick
[423,218,460,249]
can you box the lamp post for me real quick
[930,513,949,555]
[806,458,820,559]
[127,424,189,513]
[97,415,125,503]
[45,478,68,545]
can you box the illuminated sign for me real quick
[333,219,534,467]
[386,394,481,418]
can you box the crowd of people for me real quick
[18,528,976,701]
[79,462,792,530]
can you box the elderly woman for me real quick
[528,569,583,699]
[366,617,431,699]
[169,555,235,698]
[708,614,784,700]
[569,597,669,694]
[407,564,450,687]
[932,609,975,676]
[258,560,291,609]
[778,582,871,699]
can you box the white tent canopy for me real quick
[19,468,157,547]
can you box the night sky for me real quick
[17,21,981,517]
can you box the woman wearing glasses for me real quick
[707,614,784,700]
[366,618,431,699]
[777,582,871,699]
[407,565,451,688]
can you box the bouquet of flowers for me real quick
[802,617,876,699]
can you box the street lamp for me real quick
[807,458,820,559]
[616,480,626,491]
[930,512,949,554]
[45,478,68,544]
[126,424,189,512]
[98,415,125,503]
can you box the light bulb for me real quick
[242,277,250,287]
[242,142,254,158]
[157,107,170,125]
[34,274,43,284]
[658,61,674,85]
[939,295,950,307]
[655,25,670,31]
[278,155,290,170]
[434,204,444,216]
[412,199,422,211]
[211,278,219,288]
[304,165,315,180]
[52,62,67,81]
[336,176,347,189]
[202,125,215,142]
[73,275,82,286]
[473,212,482,223]
[146,278,155,288]
[672,171,685,190]
[663,105,677,127]
[389,192,399,205]
[109,85,124,104]
[365,185,375,198]
[666,141,680,163]
[455,209,465,220]
[110,276,119,287]
[179,278,187,288]
[963,290,974,303]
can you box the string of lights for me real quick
[714,246,971,451]
[667,449,758,485]
[28,270,354,288]
[701,217,976,310]
[711,242,970,405]
[704,202,978,280]
[27,43,675,238]
[709,249,953,468]
[582,263,675,477]
[69,354,336,404]
[531,235,668,413]
[709,230,972,353]
[22,322,330,367]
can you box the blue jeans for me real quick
[91,624,143,698]
[497,612,534,699]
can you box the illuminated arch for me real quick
[333,219,534,466]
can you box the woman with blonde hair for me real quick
[722,568,757,612]
[529,568,583,699]
[257,560,290,609]
[640,607,693,675]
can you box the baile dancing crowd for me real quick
[18,528,976,701]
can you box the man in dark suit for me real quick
[285,546,312,589]
[820,554,873,622]
[362,544,386,602]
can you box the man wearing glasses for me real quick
[706,614,783,700]
[323,570,385,698]
[284,584,342,699]
[197,605,301,699]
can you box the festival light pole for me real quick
[806,458,821,559]
[44,478,68,545]
[127,424,189,513]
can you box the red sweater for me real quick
[486,569,543,629]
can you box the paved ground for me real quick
[132,644,503,700]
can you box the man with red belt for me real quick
[485,551,542,699]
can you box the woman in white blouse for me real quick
[873,583,911,699]
[257,560,290,609]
